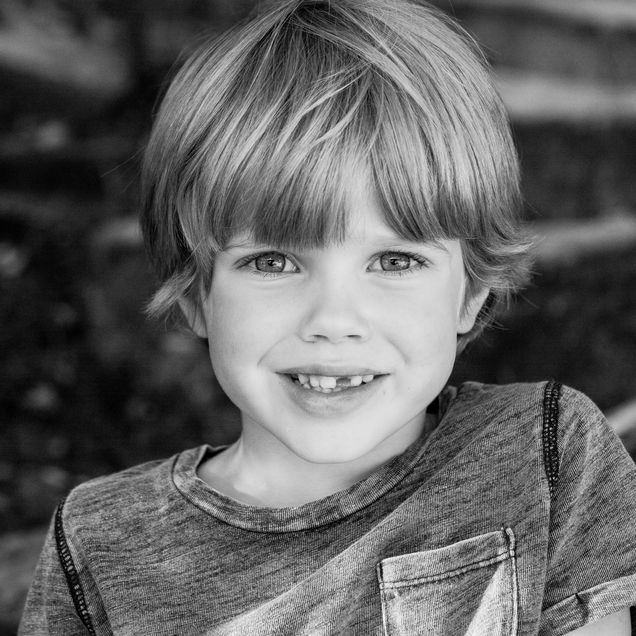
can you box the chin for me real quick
[284,430,391,466]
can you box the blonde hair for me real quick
[141,0,531,347]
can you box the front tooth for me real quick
[318,376,337,389]
[309,376,320,388]
[350,375,363,386]
[361,375,374,383]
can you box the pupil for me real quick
[255,252,285,272]
[381,253,409,271]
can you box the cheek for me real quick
[382,292,461,379]
[206,283,293,366]
[386,282,461,337]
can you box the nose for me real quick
[298,275,372,344]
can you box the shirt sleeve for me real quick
[18,512,91,635]
[539,385,636,635]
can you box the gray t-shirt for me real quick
[19,382,636,635]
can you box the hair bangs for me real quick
[195,40,381,254]
[197,73,474,258]
[168,0,517,265]
[367,71,516,250]
[207,111,363,252]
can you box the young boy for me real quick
[20,0,636,634]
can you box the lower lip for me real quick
[278,374,387,417]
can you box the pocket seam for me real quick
[378,527,516,586]
[380,549,512,588]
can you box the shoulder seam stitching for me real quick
[54,497,97,635]
[542,380,562,499]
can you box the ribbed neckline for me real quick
[172,386,458,533]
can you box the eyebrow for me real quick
[221,238,262,250]
[375,238,448,252]
[348,236,450,254]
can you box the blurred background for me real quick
[1,0,636,631]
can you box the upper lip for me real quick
[278,365,386,376]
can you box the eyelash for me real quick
[235,250,430,278]
[372,251,429,277]
[235,252,297,278]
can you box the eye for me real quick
[369,251,428,275]
[237,251,298,276]
[380,253,411,271]
[254,252,287,272]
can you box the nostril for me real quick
[304,333,365,343]
[299,304,371,344]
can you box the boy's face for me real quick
[192,179,486,466]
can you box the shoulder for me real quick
[60,450,191,535]
[450,380,599,418]
[448,380,548,421]
[552,383,606,432]
[432,381,549,463]
[48,447,212,588]
[446,381,607,443]
[449,382,625,478]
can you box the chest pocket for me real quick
[376,527,518,636]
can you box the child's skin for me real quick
[189,171,488,507]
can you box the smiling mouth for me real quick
[287,373,381,393]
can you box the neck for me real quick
[197,414,436,508]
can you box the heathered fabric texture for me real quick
[19,382,636,635]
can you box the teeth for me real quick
[318,376,337,389]
[291,373,376,392]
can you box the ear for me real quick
[457,286,491,335]
[178,297,208,338]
